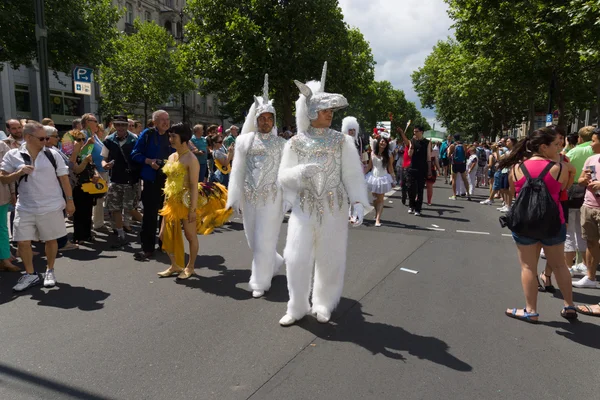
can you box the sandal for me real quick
[537,272,556,293]
[576,303,600,317]
[561,306,578,320]
[505,307,539,324]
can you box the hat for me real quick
[113,115,128,124]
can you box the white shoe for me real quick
[480,199,493,205]
[316,312,330,324]
[498,206,510,212]
[43,269,56,288]
[572,276,599,288]
[252,290,265,298]
[279,314,297,326]
[414,212,421,216]
[408,208,414,214]
[573,263,588,273]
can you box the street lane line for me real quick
[456,230,490,235]
[426,227,446,231]
[432,224,440,228]
[400,267,419,274]
[502,234,512,237]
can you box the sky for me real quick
[338,0,454,131]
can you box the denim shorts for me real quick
[493,171,508,190]
[512,224,567,246]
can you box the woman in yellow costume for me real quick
[157,123,232,279]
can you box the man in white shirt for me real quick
[4,119,25,149]
[0,121,75,292]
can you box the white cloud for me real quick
[338,0,453,130]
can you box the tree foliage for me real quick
[182,0,429,131]
[0,0,121,73]
[98,21,194,122]
[413,0,600,136]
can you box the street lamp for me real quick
[177,10,186,123]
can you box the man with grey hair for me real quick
[223,125,239,148]
[131,110,174,261]
[71,118,82,131]
[0,121,75,292]
[189,124,208,182]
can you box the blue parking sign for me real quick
[73,66,93,82]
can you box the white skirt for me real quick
[365,172,394,194]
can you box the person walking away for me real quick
[131,110,174,261]
[396,127,411,205]
[406,126,432,216]
[481,145,500,205]
[500,127,577,322]
[475,143,488,187]
[466,146,478,197]
[0,121,74,291]
[439,134,452,184]
[448,134,470,201]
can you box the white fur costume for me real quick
[227,75,287,297]
[278,63,370,325]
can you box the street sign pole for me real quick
[34,0,51,119]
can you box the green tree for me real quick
[183,0,375,127]
[0,0,121,72]
[98,20,194,122]
[446,0,600,129]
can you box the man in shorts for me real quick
[101,115,141,247]
[0,121,74,292]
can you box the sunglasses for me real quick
[88,119,98,123]
[34,137,50,142]
[75,138,84,142]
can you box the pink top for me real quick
[514,159,564,224]
[583,154,600,208]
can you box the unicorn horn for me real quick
[319,62,327,92]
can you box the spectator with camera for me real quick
[131,110,174,261]
[102,115,140,248]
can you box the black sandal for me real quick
[561,306,578,320]
[537,272,556,293]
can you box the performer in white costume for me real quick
[278,62,370,326]
[226,74,287,298]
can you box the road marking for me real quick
[400,267,419,274]
[427,227,446,231]
[456,230,490,235]
[502,234,512,237]
[431,224,440,228]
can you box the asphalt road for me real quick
[0,182,598,400]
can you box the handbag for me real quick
[81,178,108,195]
[566,184,585,209]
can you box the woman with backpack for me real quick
[500,127,577,323]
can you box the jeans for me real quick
[407,168,426,213]
[140,174,166,253]
[199,163,208,183]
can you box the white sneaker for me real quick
[252,290,264,298]
[279,314,297,326]
[414,212,422,216]
[573,263,588,273]
[572,276,599,288]
[480,199,493,205]
[44,269,56,288]
[498,206,510,212]
[408,208,414,214]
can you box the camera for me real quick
[156,159,165,167]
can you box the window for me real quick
[126,2,133,24]
[165,0,173,8]
[164,21,172,35]
[201,98,207,115]
[15,85,31,113]
[145,11,151,21]
[176,22,182,39]
[50,90,82,117]
[213,98,219,115]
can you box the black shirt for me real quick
[409,137,430,171]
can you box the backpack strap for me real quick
[44,149,58,173]
[518,162,532,180]
[538,161,556,180]
[18,152,32,185]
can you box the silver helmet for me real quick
[241,74,277,135]
[294,62,348,122]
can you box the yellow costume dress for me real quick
[159,159,233,268]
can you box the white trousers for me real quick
[242,199,284,291]
[283,206,349,319]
